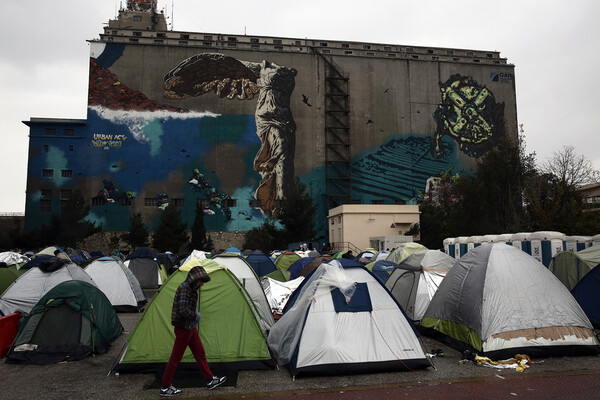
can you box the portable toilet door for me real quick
[593,234,600,247]
[530,231,565,267]
[444,238,456,258]
[455,237,469,258]
[565,236,591,252]
[510,232,532,255]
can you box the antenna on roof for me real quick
[171,0,174,31]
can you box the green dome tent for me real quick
[113,258,273,373]
[6,280,123,365]
[549,246,600,291]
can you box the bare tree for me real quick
[540,146,600,190]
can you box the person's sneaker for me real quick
[160,385,182,397]
[206,375,227,390]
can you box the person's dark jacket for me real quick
[171,266,211,329]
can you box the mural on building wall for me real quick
[352,136,457,204]
[95,179,134,204]
[189,168,233,220]
[431,74,505,158]
[163,53,297,217]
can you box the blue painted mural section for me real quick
[351,135,460,204]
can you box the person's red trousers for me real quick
[162,327,213,387]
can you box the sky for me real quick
[1,0,599,213]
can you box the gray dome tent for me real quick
[420,243,600,359]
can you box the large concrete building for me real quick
[23,0,517,244]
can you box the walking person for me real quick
[160,266,227,397]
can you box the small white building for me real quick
[327,204,420,251]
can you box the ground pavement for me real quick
[2,291,599,400]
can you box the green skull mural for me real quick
[432,74,505,158]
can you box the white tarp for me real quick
[261,276,304,316]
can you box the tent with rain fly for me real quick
[112,258,273,373]
[0,258,96,316]
[84,256,146,312]
[287,257,314,281]
[124,247,167,289]
[365,260,397,284]
[246,251,277,277]
[267,252,301,281]
[5,280,123,365]
[549,246,600,291]
[211,253,275,332]
[420,243,600,359]
[268,261,430,378]
[385,250,454,322]
[386,243,427,264]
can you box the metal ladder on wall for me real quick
[314,49,352,209]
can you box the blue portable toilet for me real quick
[530,231,565,267]
[466,236,483,251]
[510,232,532,255]
[455,236,469,258]
[564,236,592,253]
[444,238,455,258]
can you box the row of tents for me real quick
[1,242,600,379]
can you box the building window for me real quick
[344,50,353,55]
[251,44,260,49]
[295,40,301,46]
[228,37,237,42]
[133,31,142,37]
[154,39,164,44]
[61,169,72,178]
[249,199,261,208]
[157,33,167,38]
[42,169,54,177]
[119,197,132,206]
[203,35,212,40]
[132,15,141,21]
[63,128,74,136]
[473,59,480,63]
[466,51,474,56]
[203,42,212,46]
[486,53,493,58]
[330,219,334,225]
[447,50,454,55]
[320,42,328,47]
[406,47,414,52]
[40,199,51,213]
[273,39,282,45]
[363,44,371,50]
[112,30,118,35]
[427,49,434,54]
[144,198,158,207]
[372,199,384,204]
[60,190,72,201]
[225,198,237,207]
[41,189,52,198]
[92,197,105,206]
[342,43,349,48]
[389,53,397,57]
[68,144,74,152]
[44,128,56,136]
[453,57,460,61]
[129,38,139,43]
[251,38,259,43]
[180,34,189,39]
[274,45,283,50]
[43,145,49,152]
[178,40,188,45]
[384,46,392,51]
[227,43,237,48]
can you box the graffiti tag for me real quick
[92,133,128,149]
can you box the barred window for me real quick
[41,189,52,197]
[144,198,158,207]
[60,190,72,200]
[44,128,56,136]
[42,169,54,177]
[40,199,51,212]
[61,169,72,178]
